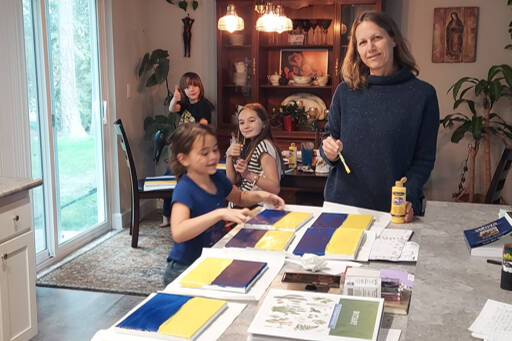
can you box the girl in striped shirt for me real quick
[226,103,282,195]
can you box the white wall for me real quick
[110,0,511,216]
[0,0,31,178]
[386,0,512,204]
[111,0,216,219]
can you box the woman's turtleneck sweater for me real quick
[320,67,439,214]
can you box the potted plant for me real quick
[440,64,512,202]
[138,49,178,162]
[272,101,308,132]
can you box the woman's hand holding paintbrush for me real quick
[322,136,351,174]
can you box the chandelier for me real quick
[217,4,244,33]
[256,2,292,33]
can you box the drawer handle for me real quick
[13,215,20,222]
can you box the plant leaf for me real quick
[472,116,483,140]
[138,53,150,77]
[178,0,187,11]
[192,0,198,10]
[165,0,174,4]
[500,64,512,87]
[451,121,471,143]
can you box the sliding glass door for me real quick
[23,0,110,266]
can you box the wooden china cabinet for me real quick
[215,0,382,153]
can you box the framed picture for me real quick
[432,7,479,63]
[280,49,328,80]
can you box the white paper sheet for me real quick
[369,229,414,261]
[164,248,284,301]
[248,328,400,341]
[469,299,512,340]
[90,294,246,341]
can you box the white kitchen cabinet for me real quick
[0,186,38,341]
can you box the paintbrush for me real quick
[330,135,351,174]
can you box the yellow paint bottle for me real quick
[390,177,407,224]
[289,143,297,169]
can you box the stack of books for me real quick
[143,175,177,191]
[248,289,384,341]
[114,292,227,340]
[292,212,373,260]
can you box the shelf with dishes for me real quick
[260,44,333,50]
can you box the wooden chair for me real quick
[485,148,512,204]
[113,119,173,248]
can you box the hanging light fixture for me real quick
[254,0,266,15]
[256,2,278,32]
[217,4,244,33]
[274,5,292,33]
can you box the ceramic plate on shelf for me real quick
[281,93,327,115]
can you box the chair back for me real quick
[113,119,138,193]
[485,148,512,204]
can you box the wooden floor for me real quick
[31,286,145,341]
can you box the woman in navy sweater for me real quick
[320,11,439,221]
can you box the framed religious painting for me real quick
[432,7,479,63]
[280,49,328,80]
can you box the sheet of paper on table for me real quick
[469,299,512,340]
[369,229,419,262]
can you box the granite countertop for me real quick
[0,176,42,199]
[405,200,512,340]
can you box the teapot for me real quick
[267,72,280,86]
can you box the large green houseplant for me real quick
[137,49,178,142]
[440,64,512,202]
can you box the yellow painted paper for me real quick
[273,212,312,230]
[325,228,364,256]
[340,214,373,230]
[180,257,232,288]
[158,297,226,339]
[254,230,294,250]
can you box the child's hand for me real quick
[261,193,285,210]
[226,142,242,158]
[234,158,248,176]
[173,85,181,102]
[220,208,251,224]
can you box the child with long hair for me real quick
[225,103,283,195]
[160,72,214,227]
[169,72,214,125]
[163,123,285,285]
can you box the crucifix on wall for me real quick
[432,7,479,63]
[182,14,194,57]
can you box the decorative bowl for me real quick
[293,74,312,85]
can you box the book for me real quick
[115,292,227,340]
[463,217,512,257]
[379,269,414,315]
[179,257,267,293]
[342,268,381,298]
[245,209,313,231]
[143,175,177,191]
[248,289,384,341]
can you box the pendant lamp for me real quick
[274,5,292,33]
[218,4,244,33]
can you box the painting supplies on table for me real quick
[244,208,314,231]
[390,177,407,223]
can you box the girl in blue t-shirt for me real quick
[163,123,285,285]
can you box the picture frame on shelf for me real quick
[280,49,328,80]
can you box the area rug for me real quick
[36,211,173,296]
